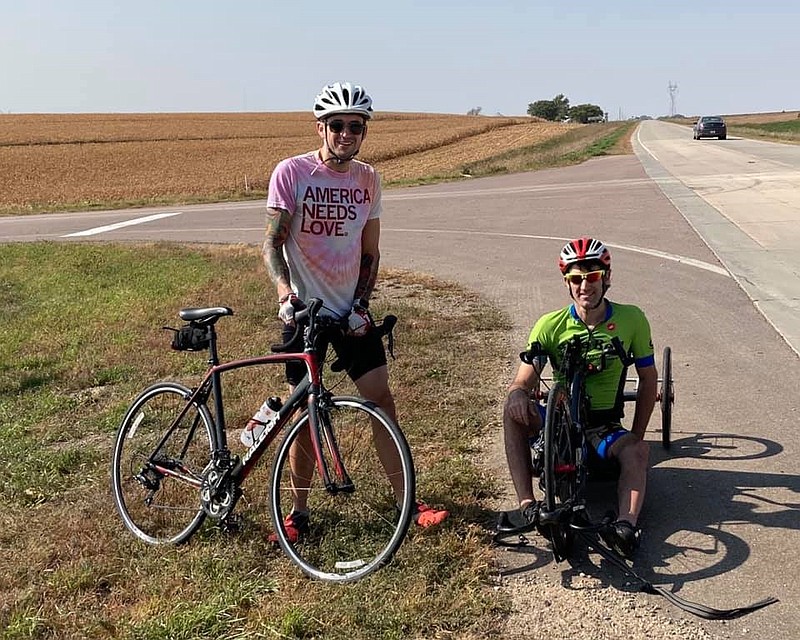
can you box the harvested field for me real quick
[376,121,578,181]
[0,112,569,213]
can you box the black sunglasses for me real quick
[327,120,365,135]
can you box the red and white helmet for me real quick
[558,237,612,274]
[313,82,373,120]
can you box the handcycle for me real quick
[496,343,780,620]
[111,297,415,583]
[514,336,674,562]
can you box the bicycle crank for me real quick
[200,465,241,520]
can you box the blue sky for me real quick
[2,0,798,118]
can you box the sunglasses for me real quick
[327,120,365,135]
[564,270,606,285]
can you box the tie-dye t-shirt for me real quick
[267,152,382,316]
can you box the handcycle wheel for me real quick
[269,396,416,582]
[111,382,215,544]
[660,346,673,450]
[542,383,577,562]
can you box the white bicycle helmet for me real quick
[313,82,373,120]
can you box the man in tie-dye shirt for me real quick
[248,82,448,542]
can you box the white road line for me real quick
[383,227,730,276]
[61,212,183,237]
[383,178,653,201]
[636,126,659,162]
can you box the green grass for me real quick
[741,120,800,134]
[0,243,511,639]
[727,118,800,144]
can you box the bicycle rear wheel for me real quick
[660,346,673,450]
[111,382,215,544]
[542,383,578,561]
[269,396,415,582]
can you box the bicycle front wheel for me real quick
[269,396,415,582]
[111,382,215,545]
[542,382,578,561]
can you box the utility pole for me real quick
[668,81,678,117]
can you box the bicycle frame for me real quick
[559,369,589,482]
[535,336,621,530]
[144,302,345,497]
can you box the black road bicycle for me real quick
[111,298,415,583]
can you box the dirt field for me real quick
[0,112,572,212]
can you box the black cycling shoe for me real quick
[521,501,540,527]
[496,501,540,533]
[600,520,641,559]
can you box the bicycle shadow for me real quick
[490,432,800,594]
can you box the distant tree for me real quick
[528,94,571,121]
[568,103,605,124]
[466,106,483,116]
[552,94,570,121]
[528,99,559,120]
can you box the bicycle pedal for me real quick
[537,508,559,527]
[218,513,246,534]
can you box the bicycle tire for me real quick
[660,346,672,450]
[542,382,577,561]
[111,382,215,545]
[269,396,415,582]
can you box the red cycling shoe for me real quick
[413,501,449,528]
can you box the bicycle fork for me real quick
[310,393,355,495]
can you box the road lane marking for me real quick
[383,178,654,201]
[61,212,183,237]
[636,126,659,161]
[383,228,730,276]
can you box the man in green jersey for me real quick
[503,237,658,557]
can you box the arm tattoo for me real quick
[354,252,379,301]
[262,208,292,287]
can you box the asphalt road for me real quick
[1,119,798,637]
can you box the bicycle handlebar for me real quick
[270,297,397,354]
[520,335,634,378]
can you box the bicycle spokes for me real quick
[112,384,215,544]
[269,397,415,582]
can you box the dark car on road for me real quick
[693,115,727,140]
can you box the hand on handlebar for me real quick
[278,293,306,325]
[346,300,372,337]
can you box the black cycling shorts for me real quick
[282,324,387,386]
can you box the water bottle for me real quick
[240,396,282,447]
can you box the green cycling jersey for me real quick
[527,300,655,421]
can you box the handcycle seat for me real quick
[178,306,234,325]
